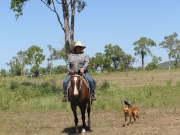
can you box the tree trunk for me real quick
[142,54,144,70]
[70,0,76,50]
[62,0,71,58]
[175,59,178,69]
[62,0,76,58]
[169,58,171,70]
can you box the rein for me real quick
[71,74,90,92]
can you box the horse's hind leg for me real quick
[71,105,78,134]
[87,101,91,128]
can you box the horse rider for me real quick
[62,41,96,102]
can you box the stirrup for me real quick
[62,94,68,102]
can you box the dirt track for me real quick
[1,108,180,135]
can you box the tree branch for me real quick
[40,0,65,32]
[40,0,54,12]
[52,0,65,32]
[56,0,62,4]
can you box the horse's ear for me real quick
[69,70,75,75]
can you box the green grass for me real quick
[1,83,180,114]
[93,84,180,114]
[0,70,180,114]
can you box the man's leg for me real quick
[62,75,70,102]
[85,73,96,101]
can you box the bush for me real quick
[98,81,110,90]
[10,81,19,90]
[21,81,34,86]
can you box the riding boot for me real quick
[62,91,68,102]
[91,90,96,101]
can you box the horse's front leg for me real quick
[80,105,87,133]
[71,105,78,134]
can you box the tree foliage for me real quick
[133,37,156,70]
[145,56,162,70]
[59,45,67,61]
[47,44,59,75]
[26,45,46,76]
[52,65,66,74]
[104,44,125,71]
[88,57,96,73]
[88,44,134,73]
[159,32,180,69]
[121,54,136,72]
[6,56,22,76]
[17,51,26,76]
[93,53,105,72]
[0,69,8,77]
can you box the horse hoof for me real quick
[81,128,86,133]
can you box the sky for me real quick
[1,0,180,70]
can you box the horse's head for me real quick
[70,74,82,97]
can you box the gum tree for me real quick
[6,51,26,76]
[47,44,59,75]
[121,54,136,73]
[159,32,180,69]
[104,44,125,71]
[133,37,156,70]
[10,0,87,58]
[25,45,46,76]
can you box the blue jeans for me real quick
[63,72,95,93]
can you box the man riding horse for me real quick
[62,41,96,102]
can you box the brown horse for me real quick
[68,73,92,134]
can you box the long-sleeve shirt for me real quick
[66,53,89,72]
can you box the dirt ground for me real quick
[1,108,180,135]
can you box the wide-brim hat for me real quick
[74,41,86,49]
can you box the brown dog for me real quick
[123,105,139,127]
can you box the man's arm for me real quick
[82,54,89,70]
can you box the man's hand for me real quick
[80,68,84,73]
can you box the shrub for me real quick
[98,81,110,90]
[10,81,19,90]
[166,79,172,86]
[21,81,34,86]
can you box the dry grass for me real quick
[92,69,180,87]
[1,69,180,88]
[0,109,180,135]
